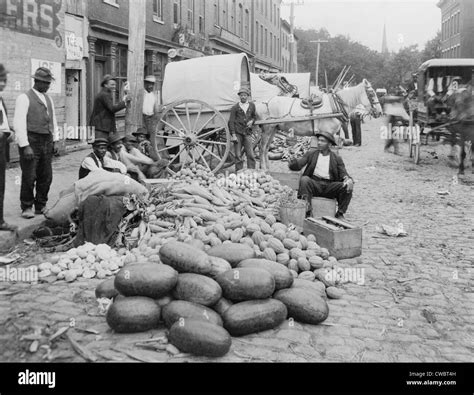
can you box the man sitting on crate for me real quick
[288,131,354,220]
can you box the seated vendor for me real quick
[288,131,354,220]
[105,133,146,182]
[79,138,127,179]
[133,127,153,158]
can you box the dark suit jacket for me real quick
[228,102,257,135]
[0,97,11,162]
[289,149,352,182]
[89,88,126,134]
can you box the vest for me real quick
[78,153,102,180]
[25,89,54,135]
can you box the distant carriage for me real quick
[411,58,474,167]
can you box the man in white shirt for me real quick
[0,64,17,231]
[289,131,354,219]
[79,137,127,179]
[142,75,168,160]
[13,67,59,219]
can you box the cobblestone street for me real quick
[1,118,473,363]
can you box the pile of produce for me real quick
[268,135,311,161]
[35,243,127,282]
[143,167,295,244]
[100,237,344,358]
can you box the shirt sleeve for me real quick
[13,94,30,148]
[104,156,127,174]
[81,157,101,171]
[50,97,59,142]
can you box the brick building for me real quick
[438,0,474,58]
[0,0,67,159]
[1,0,298,150]
[281,19,298,72]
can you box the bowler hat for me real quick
[238,87,250,96]
[132,127,149,137]
[315,131,336,146]
[144,75,156,83]
[91,137,109,146]
[108,133,125,145]
[101,74,116,87]
[0,64,8,78]
[32,67,54,82]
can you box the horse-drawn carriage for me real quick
[152,53,382,173]
[410,58,474,166]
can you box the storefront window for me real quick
[114,46,128,102]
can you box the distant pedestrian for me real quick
[89,75,131,140]
[0,64,17,231]
[13,67,59,219]
[228,87,257,172]
[349,105,363,146]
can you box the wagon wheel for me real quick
[152,99,231,174]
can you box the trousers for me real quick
[19,133,53,211]
[0,134,6,222]
[298,175,352,214]
[350,117,362,145]
[235,133,256,171]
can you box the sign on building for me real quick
[65,31,84,60]
[31,59,62,94]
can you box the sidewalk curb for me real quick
[0,218,46,252]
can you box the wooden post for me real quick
[125,0,147,136]
[310,39,328,88]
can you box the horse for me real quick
[445,85,474,175]
[255,79,383,170]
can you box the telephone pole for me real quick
[310,40,328,88]
[285,0,303,73]
[125,0,146,136]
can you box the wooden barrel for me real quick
[279,200,307,232]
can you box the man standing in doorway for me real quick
[89,75,131,140]
[0,64,17,230]
[13,67,59,219]
[228,87,257,172]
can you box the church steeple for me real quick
[382,23,389,53]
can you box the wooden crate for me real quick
[269,171,301,190]
[303,216,362,260]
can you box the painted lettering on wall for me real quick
[2,0,62,45]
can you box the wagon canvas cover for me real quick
[250,72,311,102]
[162,53,251,112]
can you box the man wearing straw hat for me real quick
[143,75,168,159]
[289,131,354,220]
[13,67,59,219]
[228,87,257,172]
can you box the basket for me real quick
[279,199,307,232]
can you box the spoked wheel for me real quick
[151,99,231,174]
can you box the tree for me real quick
[421,31,442,62]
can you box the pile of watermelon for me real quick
[101,240,342,358]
